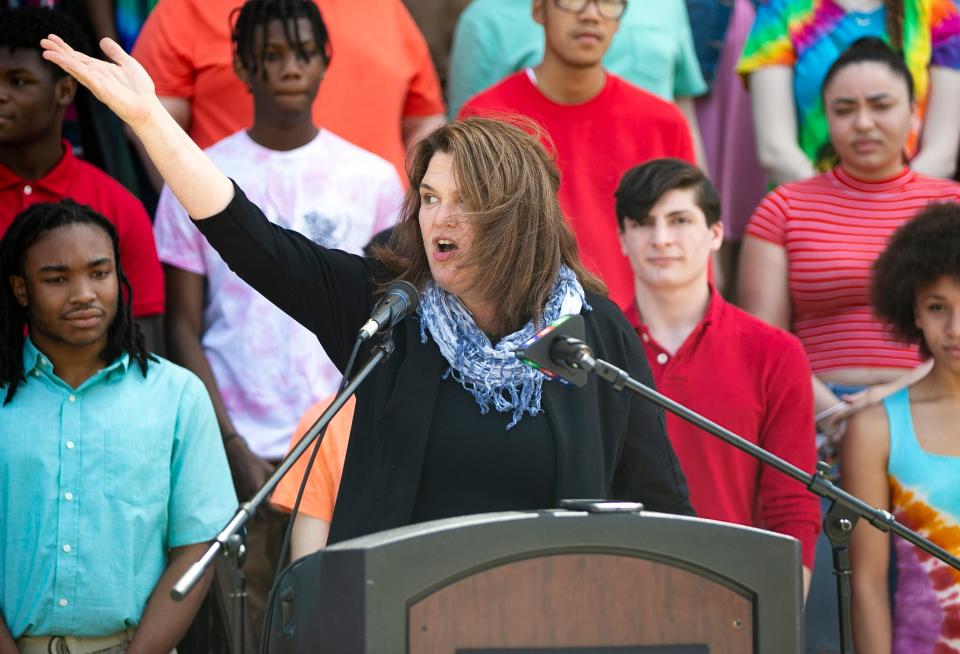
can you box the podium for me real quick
[267,509,802,653]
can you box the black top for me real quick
[194,184,694,544]
[411,373,556,524]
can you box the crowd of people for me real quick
[1,1,959,653]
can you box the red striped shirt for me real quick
[745,166,960,374]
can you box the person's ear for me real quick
[54,75,77,108]
[10,275,28,308]
[618,229,628,257]
[709,220,724,252]
[909,99,920,135]
[533,0,546,26]
[233,56,253,91]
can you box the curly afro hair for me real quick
[0,7,91,78]
[872,202,960,357]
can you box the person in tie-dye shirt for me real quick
[843,203,960,654]
[737,0,960,184]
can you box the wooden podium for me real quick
[267,508,803,653]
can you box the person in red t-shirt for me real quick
[0,7,164,348]
[615,158,820,597]
[459,0,695,310]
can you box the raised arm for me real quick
[41,35,232,219]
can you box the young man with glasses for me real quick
[460,0,696,311]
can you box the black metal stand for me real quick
[170,335,395,601]
[820,491,859,653]
[223,534,247,654]
[554,337,960,654]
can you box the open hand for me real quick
[41,34,160,129]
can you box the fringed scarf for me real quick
[418,265,590,429]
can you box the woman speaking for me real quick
[40,35,693,542]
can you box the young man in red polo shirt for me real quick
[615,158,820,595]
[0,7,164,346]
[459,0,695,310]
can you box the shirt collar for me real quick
[629,283,723,333]
[831,165,914,193]
[0,140,77,194]
[22,337,132,382]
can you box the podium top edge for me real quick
[325,508,799,552]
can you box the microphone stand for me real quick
[552,337,960,654]
[170,333,396,602]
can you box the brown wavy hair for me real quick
[373,117,605,336]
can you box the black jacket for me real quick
[196,185,693,544]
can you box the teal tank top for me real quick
[883,387,960,653]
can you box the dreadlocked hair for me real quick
[0,6,91,78]
[0,200,153,405]
[231,0,332,75]
[885,0,905,52]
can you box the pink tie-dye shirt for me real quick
[154,129,404,459]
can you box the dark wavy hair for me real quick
[0,200,152,404]
[0,6,91,78]
[615,158,722,230]
[373,117,606,336]
[872,202,960,358]
[231,0,332,75]
[822,36,915,103]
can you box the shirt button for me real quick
[58,598,68,607]
[23,184,32,195]
[62,544,72,553]
[68,394,76,402]
[66,441,75,449]
[641,333,650,342]
[656,353,669,365]
[64,492,74,501]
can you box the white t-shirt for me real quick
[154,129,404,459]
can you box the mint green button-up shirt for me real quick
[0,340,237,639]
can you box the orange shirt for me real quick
[132,0,444,176]
[271,395,352,522]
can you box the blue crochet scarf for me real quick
[418,265,590,429]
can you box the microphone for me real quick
[514,314,591,387]
[358,281,420,342]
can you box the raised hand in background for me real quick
[41,34,233,220]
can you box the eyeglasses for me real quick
[553,0,628,20]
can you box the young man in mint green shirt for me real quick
[0,201,237,653]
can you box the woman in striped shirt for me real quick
[739,37,960,450]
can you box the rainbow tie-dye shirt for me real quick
[884,388,960,653]
[737,0,960,169]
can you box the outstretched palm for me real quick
[41,35,159,129]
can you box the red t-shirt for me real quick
[0,145,165,318]
[460,71,695,309]
[625,288,820,569]
[132,0,445,177]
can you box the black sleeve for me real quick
[610,323,695,516]
[192,181,377,371]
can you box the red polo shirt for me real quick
[626,287,820,568]
[0,145,164,317]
